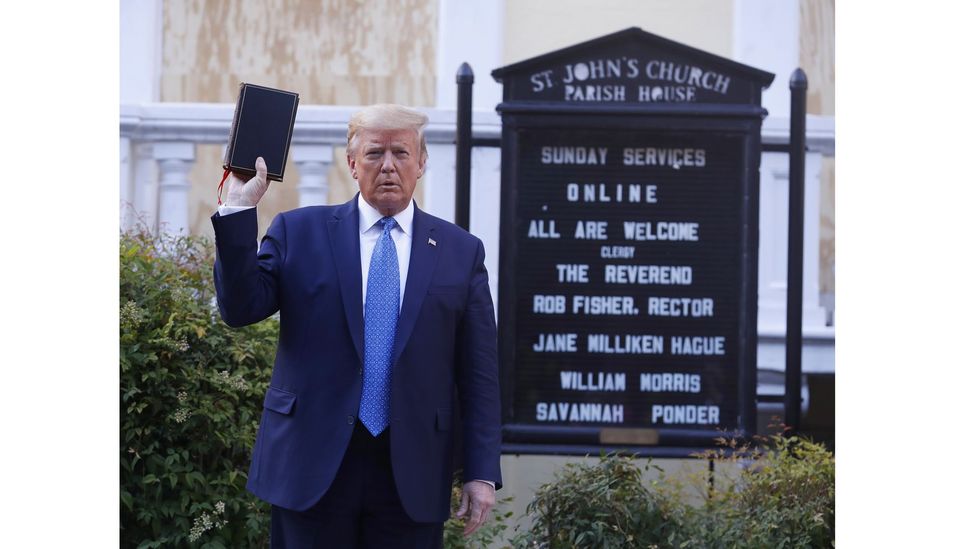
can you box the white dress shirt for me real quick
[356,194,413,313]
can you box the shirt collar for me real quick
[358,194,414,237]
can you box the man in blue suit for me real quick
[212,104,502,548]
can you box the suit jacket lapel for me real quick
[327,197,365,367]
[392,205,439,367]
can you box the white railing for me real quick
[120,103,835,373]
[119,104,503,233]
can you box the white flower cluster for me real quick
[172,408,190,424]
[216,370,248,392]
[176,338,190,352]
[120,300,145,328]
[177,391,188,403]
[187,501,228,542]
[170,286,193,303]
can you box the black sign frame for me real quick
[492,28,773,456]
[497,112,762,454]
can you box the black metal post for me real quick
[708,458,715,496]
[785,68,807,433]
[455,62,474,231]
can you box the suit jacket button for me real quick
[347,415,354,425]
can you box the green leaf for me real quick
[120,490,133,512]
[185,470,207,489]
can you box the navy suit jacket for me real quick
[211,196,502,522]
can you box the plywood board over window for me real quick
[159,0,439,237]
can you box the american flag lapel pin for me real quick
[428,237,437,247]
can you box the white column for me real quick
[132,143,159,232]
[120,137,133,231]
[120,0,162,104]
[292,144,334,207]
[421,143,457,222]
[733,0,799,118]
[801,153,826,329]
[121,0,162,232]
[435,0,505,110]
[469,146,502,314]
[153,142,195,235]
[757,150,828,336]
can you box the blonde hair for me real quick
[347,104,429,161]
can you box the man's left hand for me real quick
[455,480,495,537]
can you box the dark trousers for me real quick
[270,421,443,549]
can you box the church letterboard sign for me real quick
[492,28,774,451]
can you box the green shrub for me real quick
[674,433,836,548]
[509,433,834,549]
[120,228,277,548]
[511,454,674,549]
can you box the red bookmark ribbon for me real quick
[216,168,231,206]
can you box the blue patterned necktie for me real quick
[359,216,400,436]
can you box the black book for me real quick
[223,83,300,182]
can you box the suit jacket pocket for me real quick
[435,407,452,431]
[263,386,297,415]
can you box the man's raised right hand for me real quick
[226,156,270,207]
